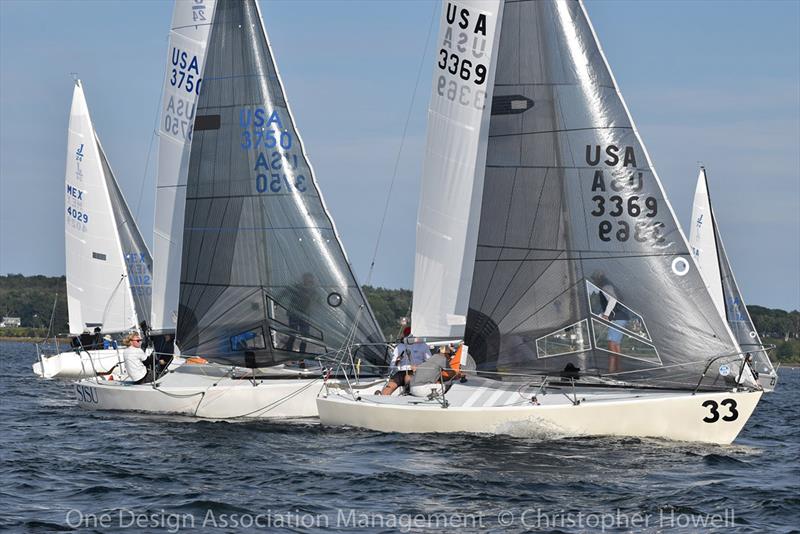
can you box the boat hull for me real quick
[33,349,122,379]
[317,387,762,445]
[75,369,383,419]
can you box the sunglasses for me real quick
[131,338,142,343]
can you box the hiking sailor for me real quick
[378,326,431,395]
[409,343,476,397]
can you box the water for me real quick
[2,341,798,533]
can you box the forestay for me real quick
[176,0,386,368]
[690,168,774,377]
[65,80,151,335]
[452,0,755,388]
[151,0,216,334]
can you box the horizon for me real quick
[1,0,798,310]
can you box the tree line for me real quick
[1,274,797,362]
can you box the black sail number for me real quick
[591,195,605,216]
[609,195,623,217]
[702,398,738,423]
[720,399,738,421]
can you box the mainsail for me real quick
[176,0,386,367]
[689,167,775,378]
[65,80,153,334]
[413,0,754,388]
[151,0,216,334]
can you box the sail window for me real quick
[590,319,661,364]
[266,296,323,341]
[269,328,326,356]
[491,95,534,115]
[535,319,591,359]
[586,281,652,342]
[92,252,107,261]
[327,292,342,307]
[230,327,266,351]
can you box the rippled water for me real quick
[1,341,798,532]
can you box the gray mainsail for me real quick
[176,0,385,367]
[462,0,753,388]
[96,134,153,330]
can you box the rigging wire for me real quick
[328,2,438,375]
[363,0,438,287]
[134,36,170,222]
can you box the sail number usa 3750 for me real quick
[586,145,666,246]
[240,108,306,194]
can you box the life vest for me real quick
[440,345,463,382]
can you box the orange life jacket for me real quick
[440,345,463,382]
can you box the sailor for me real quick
[378,326,431,395]
[592,272,629,374]
[123,333,165,384]
[409,344,474,397]
[102,335,117,350]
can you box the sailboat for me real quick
[33,79,154,379]
[689,166,778,391]
[75,0,387,418]
[317,0,763,444]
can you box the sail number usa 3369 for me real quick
[586,145,666,246]
[436,2,493,110]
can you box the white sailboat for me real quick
[75,0,387,418]
[689,166,778,391]
[317,0,763,444]
[33,79,154,379]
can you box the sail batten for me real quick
[176,0,385,367]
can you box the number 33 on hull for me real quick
[318,387,762,445]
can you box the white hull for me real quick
[757,371,778,392]
[317,381,762,445]
[75,366,384,419]
[33,349,123,379]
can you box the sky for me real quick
[0,0,798,311]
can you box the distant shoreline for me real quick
[1,337,797,369]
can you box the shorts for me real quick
[389,370,412,387]
[607,320,627,343]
